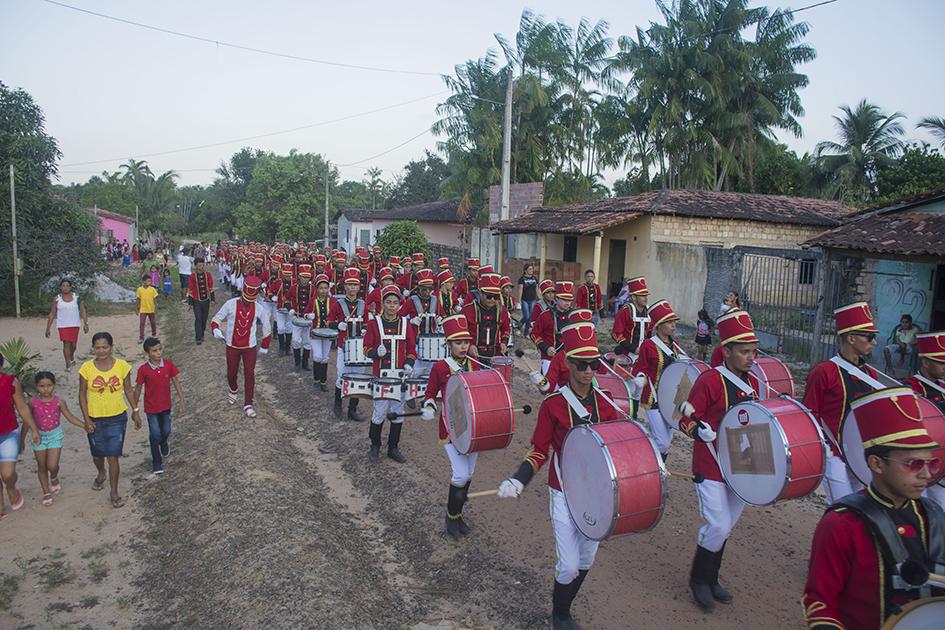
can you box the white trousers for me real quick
[291,323,309,350]
[820,453,863,504]
[274,310,292,335]
[550,488,599,584]
[335,349,369,388]
[695,480,746,552]
[372,397,405,425]
[309,337,333,363]
[925,484,945,513]
[444,443,478,486]
[646,408,674,455]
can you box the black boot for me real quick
[445,484,463,540]
[457,481,472,535]
[570,569,589,602]
[387,422,406,463]
[710,542,733,604]
[301,349,310,371]
[282,334,291,356]
[348,398,365,422]
[689,545,716,611]
[293,348,301,370]
[276,332,285,355]
[552,580,580,629]
[368,423,382,462]
[315,363,328,391]
[334,387,343,417]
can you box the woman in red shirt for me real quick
[0,351,42,519]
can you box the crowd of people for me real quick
[2,237,943,630]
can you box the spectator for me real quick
[719,291,741,318]
[0,351,41,519]
[78,332,141,508]
[517,263,538,336]
[136,274,159,342]
[883,314,921,372]
[177,246,193,302]
[695,309,713,361]
[132,338,184,475]
[45,278,90,370]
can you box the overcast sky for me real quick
[2,0,943,188]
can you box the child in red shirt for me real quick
[132,337,185,474]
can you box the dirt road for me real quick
[3,300,824,629]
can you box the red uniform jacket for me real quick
[187,271,215,302]
[530,307,572,362]
[633,336,685,407]
[680,367,760,482]
[544,350,611,390]
[363,314,417,377]
[308,296,331,331]
[611,302,647,354]
[424,356,479,444]
[903,375,945,413]
[454,276,477,305]
[356,268,373,300]
[289,283,315,316]
[400,294,439,336]
[365,285,385,315]
[709,344,725,367]
[395,272,418,295]
[437,289,458,317]
[245,266,269,286]
[802,357,882,457]
[267,278,294,309]
[576,283,602,312]
[460,301,511,359]
[327,296,365,345]
[802,486,943,630]
[519,388,622,491]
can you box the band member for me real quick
[288,264,315,372]
[904,331,945,509]
[496,319,622,630]
[420,314,481,540]
[530,310,606,393]
[355,253,374,299]
[364,285,418,464]
[500,275,516,319]
[433,257,451,290]
[400,269,438,377]
[530,281,574,374]
[611,276,649,356]
[436,270,458,316]
[803,302,886,503]
[366,266,395,315]
[186,257,215,344]
[396,253,424,296]
[313,253,328,277]
[211,276,271,418]
[454,258,479,305]
[802,388,945,630]
[530,279,556,331]
[632,299,685,457]
[677,309,760,611]
[266,263,296,356]
[461,273,511,365]
[576,269,603,325]
[309,274,334,392]
[330,251,347,292]
[328,268,367,421]
[245,254,268,286]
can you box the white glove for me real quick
[679,401,696,419]
[213,328,224,340]
[497,478,524,499]
[457,297,464,306]
[306,312,315,320]
[546,347,557,357]
[270,295,277,302]
[632,374,646,391]
[421,401,436,420]
[410,316,421,327]
[403,364,414,377]
[697,422,717,443]
[529,370,547,388]
[289,309,296,316]
[377,345,387,358]
[402,289,410,298]
[337,321,347,332]
[258,347,268,355]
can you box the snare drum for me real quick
[880,596,945,629]
[594,374,632,416]
[292,317,313,328]
[657,358,710,424]
[444,370,514,454]
[277,307,289,315]
[340,373,373,399]
[842,396,945,487]
[560,420,665,540]
[343,336,371,366]
[372,378,404,401]
[417,334,449,362]
[751,355,796,399]
[717,398,826,506]
[312,328,338,340]
[404,378,428,400]
[491,356,514,385]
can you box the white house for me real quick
[336,200,470,253]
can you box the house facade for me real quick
[86,206,136,246]
[336,200,473,256]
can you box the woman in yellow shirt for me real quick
[78,332,141,508]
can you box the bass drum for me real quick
[657,358,710,425]
[594,374,632,417]
[881,596,945,629]
[444,370,514,454]
[751,355,796,399]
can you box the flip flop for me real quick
[50,479,62,494]
[92,477,106,491]
[10,486,24,511]
[42,494,54,507]
[111,496,125,508]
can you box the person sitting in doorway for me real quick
[883,314,921,374]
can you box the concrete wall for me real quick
[872,258,936,334]
[488,182,545,222]
[372,219,465,249]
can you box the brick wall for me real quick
[489,182,545,222]
[650,215,824,250]
[429,242,466,276]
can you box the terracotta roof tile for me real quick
[340,200,472,224]
[805,211,945,257]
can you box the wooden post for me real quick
[592,232,603,281]
[539,232,547,280]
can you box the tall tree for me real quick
[917,116,945,150]
[385,151,450,208]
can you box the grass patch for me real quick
[88,560,109,583]
[38,560,77,591]
[116,595,130,610]
[0,574,20,611]
[80,544,109,560]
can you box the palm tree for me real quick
[364,167,385,209]
[917,116,945,149]
[815,99,905,202]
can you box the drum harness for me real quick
[915,375,945,397]
[820,356,896,453]
[375,313,407,380]
[629,303,650,350]
[336,297,365,338]
[410,294,439,335]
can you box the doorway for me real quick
[607,239,627,298]
[933,264,945,329]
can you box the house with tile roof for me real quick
[336,200,476,256]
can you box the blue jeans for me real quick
[521,300,537,334]
[146,411,172,471]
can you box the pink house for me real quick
[86,207,137,245]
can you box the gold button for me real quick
[897,526,906,534]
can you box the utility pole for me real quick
[324,161,330,247]
[9,164,21,318]
[498,66,513,273]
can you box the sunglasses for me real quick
[852,332,877,342]
[569,358,601,372]
[883,456,942,476]
[482,294,497,300]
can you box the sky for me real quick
[2,0,944,188]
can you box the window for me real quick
[563,236,578,262]
[359,229,370,246]
[798,258,816,285]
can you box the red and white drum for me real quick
[491,356,514,385]
[340,373,373,399]
[404,378,428,401]
[444,370,514,454]
[372,378,404,401]
[717,398,825,506]
[560,420,666,540]
[657,358,710,424]
[417,334,449,362]
[603,352,636,380]
[343,336,371,366]
[843,396,945,487]
[881,597,945,629]
[751,355,796,399]
[594,374,632,417]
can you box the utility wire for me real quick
[40,0,443,77]
[336,128,434,167]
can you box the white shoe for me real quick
[244,405,257,418]
[227,391,238,405]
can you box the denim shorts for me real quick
[0,429,19,462]
[33,425,64,451]
[87,412,127,458]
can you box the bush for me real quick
[0,337,41,386]
[373,221,430,261]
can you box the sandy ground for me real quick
[2,291,828,629]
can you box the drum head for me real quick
[313,328,338,339]
[444,374,473,453]
[491,356,513,366]
[718,401,789,506]
[881,596,945,629]
[560,425,617,540]
[657,359,707,425]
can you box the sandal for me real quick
[42,493,54,507]
[92,477,106,491]
[110,496,125,508]
[10,485,24,511]
[50,478,62,494]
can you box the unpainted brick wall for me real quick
[488,182,545,222]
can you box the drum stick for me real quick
[669,471,705,483]
[387,404,533,421]
[466,489,498,499]
[513,349,537,372]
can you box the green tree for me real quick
[385,151,451,208]
[364,166,386,209]
[372,221,430,261]
[334,180,372,210]
[917,116,945,150]
[874,143,945,203]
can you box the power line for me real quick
[337,128,434,167]
[59,91,446,167]
[673,0,841,45]
[40,0,444,77]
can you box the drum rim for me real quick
[879,595,945,629]
[450,370,513,454]
[342,373,374,382]
[750,358,797,399]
